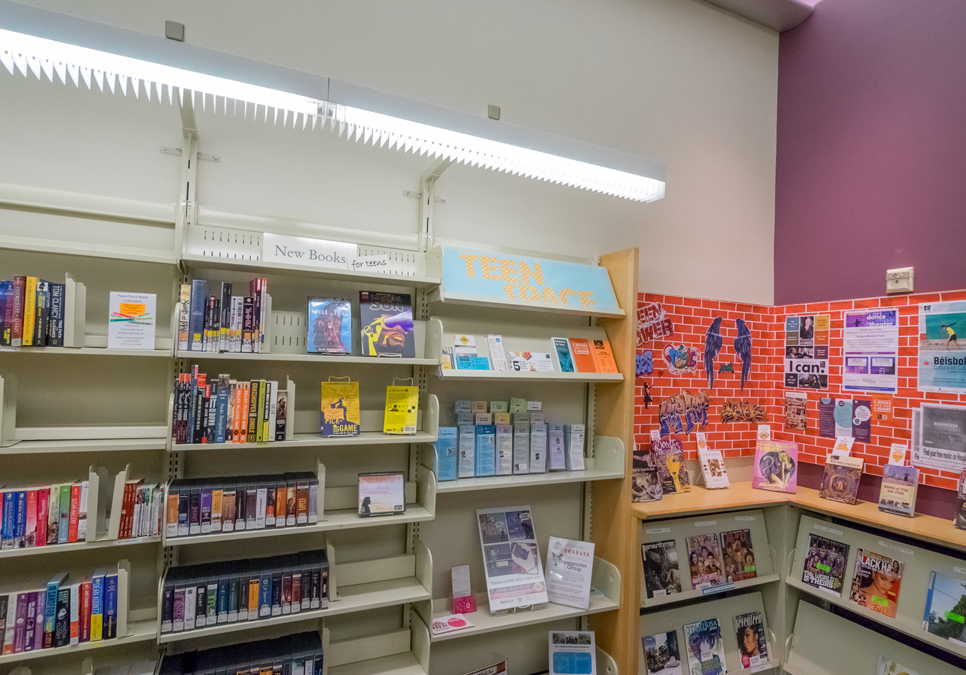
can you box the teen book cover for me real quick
[752,439,798,492]
[307,298,351,354]
[878,464,918,516]
[819,454,863,504]
[721,529,757,582]
[683,618,726,675]
[849,549,903,618]
[319,380,361,437]
[685,533,725,590]
[359,291,414,357]
[734,611,769,669]
[653,439,690,495]
[643,630,684,675]
[802,534,849,596]
[642,540,682,600]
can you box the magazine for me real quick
[849,549,903,618]
[752,440,798,492]
[476,505,548,612]
[734,611,769,669]
[643,630,684,675]
[682,618,726,675]
[721,529,757,582]
[801,534,850,596]
[632,442,664,502]
[922,571,966,646]
[819,454,863,504]
[653,439,691,495]
[359,291,414,358]
[307,298,351,354]
[642,540,682,599]
[685,534,725,590]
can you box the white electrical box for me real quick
[886,266,914,294]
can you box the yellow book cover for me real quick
[255,380,267,442]
[384,385,418,434]
[321,380,360,437]
[22,276,38,346]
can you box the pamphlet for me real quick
[549,631,596,675]
[477,505,548,612]
[108,291,156,350]
[508,351,555,372]
[877,656,920,675]
[486,334,508,371]
[697,434,729,489]
[545,536,595,610]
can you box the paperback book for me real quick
[734,611,769,669]
[802,534,850,596]
[384,385,418,434]
[922,570,966,646]
[819,454,864,504]
[878,464,919,516]
[685,534,725,590]
[632,442,664,502]
[721,529,757,583]
[697,436,729,489]
[849,549,903,618]
[653,439,691,495]
[319,380,361,437]
[642,540,682,600]
[307,298,351,354]
[682,618,726,675]
[752,440,798,493]
[643,630,684,675]
[359,291,414,358]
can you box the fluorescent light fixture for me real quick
[0,20,665,202]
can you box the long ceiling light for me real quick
[0,23,666,202]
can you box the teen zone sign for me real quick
[440,246,620,312]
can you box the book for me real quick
[819,453,863,504]
[307,298,351,354]
[22,276,37,346]
[48,282,65,347]
[721,529,757,582]
[734,611,769,669]
[359,291,414,357]
[567,338,597,372]
[643,630,684,675]
[801,533,849,596]
[878,464,919,516]
[698,440,729,489]
[752,439,798,492]
[384,385,418,434]
[957,469,966,530]
[642,539,682,599]
[552,337,575,373]
[653,439,690,494]
[686,533,726,590]
[319,380,361,437]
[188,280,207,351]
[682,618,726,675]
[849,549,903,618]
[590,338,618,373]
[922,570,966,646]
[632,442,663,502]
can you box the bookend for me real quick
[0,371,17,447]
[63,273,87,348]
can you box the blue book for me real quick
[474,425,496,476]
[104,573,118,639]
[0,280,12,346]
[434,427,458,481]
[215,385,229,443]
[188,279,207,351]
[12,490,26,548]
[259,573,272,618]
[44,572,67,648]
[0,490,15,549]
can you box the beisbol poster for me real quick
[784,315,830,389]
[918,300,966,393]
[843,308,899,393]
[477,505,549,612]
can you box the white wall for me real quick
[2,0,778,304]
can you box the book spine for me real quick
[35,488,47,547]
[215,383,229,443]
[10,276,25,347]
[166,486,179,538]
[188,279,207,351]
[46,486,59,545]
[12,592,27,653]
[24,489,37,548]
[247,380,261,441]
[178,283,191,352]
[242,297,254,353]
[32,588,45,650]
[256,380,268,442]
[22,276,37,346]
[12,490,26,548]
[77,480,89,540]
[22,592,36,652]
[49,282,66,347]
[69,583,80,645]
[203,383,214,444]
[104,574,118,640]
[34,280,49,346]
[43,581,58,648]
[220,282,232,352]
[251,279,263,353]
[53,587,70,647]
[0,281,11,346]
[90,573,104,641]
[68,482,81,542]
[0,492,12,550]
[2,592,15,654]
[79,580,91,642]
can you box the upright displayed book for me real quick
[567,338,597,373]
[685,534,725,590]
[721,529,756,583]
[801,534,849,596]
[359,291,414,358]
[384,385,418,434]
[922,571,966,646]
[878,464,919,516]
[819,454,863,504]
[643,630,684,675]
[697,435,729,489]
[734,611,769,669]
[642,540,682,600]
[320,380,361,437]
[849,549,903,618]
[682,618,726,675]
[751,440,798,492]
[307,298,351,354]
[632,442,663,502]
[653,439,690,495]
[476,506,548,612]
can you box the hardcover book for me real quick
[642,539,682,599]
[734,611,769,669]
[643,630,684,675]
[878,464,919,516]
[685,533,725,590]
[682,618,726,675]
[307,298,351,354]
[319,380,361,437]
[752,440,798,493]
[653,439,691,495]
[849,549,903,618]
[819,454,863,504]
[721,529,757,582]
[922,570,966,646]
[359,291,414,358]
[802,534,849,596]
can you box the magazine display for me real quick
[802,534,849,596]
[878,464,919,516]
[685,534,725,590]
[307,298,351,354]
[358,291,414,358]
[751,440,798,492]
[922,571,966,646]
[633,442,664,502]
[476,505,548,612]
[849,549,903,618]
[683,618,726,675]
[653,439,691,495]
[721,529,757,583]
[643,630,684,675]
[642,540,682,600]
[819,454,863,504]
[734,611,769,669]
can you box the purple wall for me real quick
[775,0,966,305]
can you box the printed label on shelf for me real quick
[816,585,841,598]
[751,662,774,674]
[701,582,734,595]
[734,515,756,522]
[813,524,843,536]
[878,540,915,557]
[694,520,717,528]
[645,527,671,535]
[953,566,966,577]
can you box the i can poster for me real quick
[784,315,830,389]
[919,301,966,393]
[843,308,898,393]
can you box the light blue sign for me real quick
[440,246,620,312]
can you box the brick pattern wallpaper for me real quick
[635,290,966,491]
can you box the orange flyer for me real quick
[590,339,618,373]
[568,338,597,372]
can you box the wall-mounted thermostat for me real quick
[886,267,913,294]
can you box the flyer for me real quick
[912,403,966,473]
[545,537,595,610]
[477,505,549,612]
[108,291,156,350]
[918,300,966,393]
[784,314,830,389]
[817,397,872,442]
[784,392,808,430]
[843,308,899,393]
[549,631,596,675]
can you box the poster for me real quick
[818,397,872,442]
[843,308,899,393]
[913,403,966,473]
[545,537,595,610]
[784,314,830,389]
[919,300,966,393]
[784,392,808,430]
[477,505,549,612]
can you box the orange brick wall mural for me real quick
[635,290,966,492]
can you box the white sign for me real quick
[888,443,908,466]
[262,233,357,269]
[108,292,156,350]
[545,536,595,610]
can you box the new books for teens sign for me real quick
[438,246,621,313]
[261,234,395,274]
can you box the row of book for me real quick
[172,368,288,445]
[442,334,618,374]
[643,612,769,674]
[159,631,323,675]
[0,276,68,347]
[179,278,270,353]
[164,474,320,539]
[1,481,89,550]
[309,291,415,357]
[160,551,329,635]
[643,529,759,600]
[0,567,121,655]
[117,479,163,540]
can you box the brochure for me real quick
[477,505,548,612]
[108,291,156,350]
[549,631,596,675]
[545,536,595,610]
